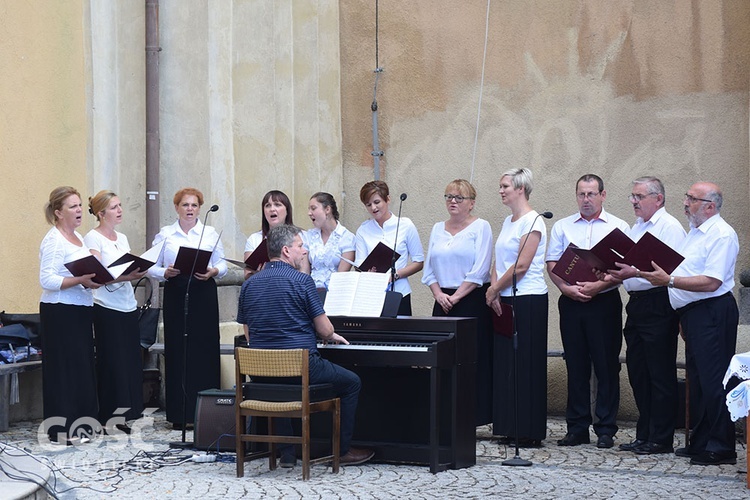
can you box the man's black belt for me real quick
[675,291,733,316]
[628,286,667,298]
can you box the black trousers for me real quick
[559,289,622,437]
[623,287,679,446]
[679,292,738,455]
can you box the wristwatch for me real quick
[668,275,675,288]
[394,273,401,281]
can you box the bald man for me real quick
[641,182,739,466]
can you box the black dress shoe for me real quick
[690,451,737,466]
[596,434,614,449]
[557,433,590,446]
[634,442,674,455]
[517,438,543,448]
[494,436,512,445]
[674,447,700,458]
[618,439,646,452]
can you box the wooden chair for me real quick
[235,347,340,480]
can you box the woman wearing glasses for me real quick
[422,179,493,425]
[486,168,548,447]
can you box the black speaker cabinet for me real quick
[194,389,237,451]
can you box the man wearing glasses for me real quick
[546,174,630,449]
[640,182,739,465]
[607,177,686,455]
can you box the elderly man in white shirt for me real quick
[607,177,686,456]
[641,181,739,466]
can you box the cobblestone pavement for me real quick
[1,411,747,499]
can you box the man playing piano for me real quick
[237,224,375,468]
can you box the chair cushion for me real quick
[240,400,303,412]
[243,382,335,403]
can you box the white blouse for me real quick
[148,219,227,281]
[305,222,356,289]
[494,211,548,296]
[39,226,94,306]
[354,215,424,296]
[422,218,493,289]
[244,231,263,254]
[83,229,137,312]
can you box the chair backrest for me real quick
[235,347,307,379]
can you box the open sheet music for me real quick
[324,272,390,317]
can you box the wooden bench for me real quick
[0,360,42,432]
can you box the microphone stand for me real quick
[170,205,218,448]
[502,211,551,467]
[389,193,407,292]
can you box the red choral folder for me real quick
[244,239,270,270]
[360,242,401,274]
[491,303,514,338]
[173,247,212,275]
[64,255,116,285]
[551,228,684,286]
[107,253,156,275]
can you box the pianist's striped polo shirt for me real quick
[237,260,325,354]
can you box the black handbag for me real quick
[0,311,40,347]
[134,277,161,349]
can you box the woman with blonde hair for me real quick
[422,179,494,425]
[84,190,147,433]
[39,186,100,444]
[486,168,548,447]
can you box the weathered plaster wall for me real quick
[338,1,750,418]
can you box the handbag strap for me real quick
[133,277,154,308]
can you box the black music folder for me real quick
[245,239,270,270]
[359,242,400,274]
[173,247,212,275]
[65,255,116,285]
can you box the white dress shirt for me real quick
[668,213,738,310]
[622,207,686,293]
[354,215,424,296]
[495,211,548,296]
[547,208,630,292]
[305,222,356,289]
[421,218,492,289]
[84,229,138,312]
[39,227,94,306]
[148,219,227,280]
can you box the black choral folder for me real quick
[359,242,400,274]
[173,247,212,275]
[64,255,115,284]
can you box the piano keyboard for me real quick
[317,342,429,352]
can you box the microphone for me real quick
[541,211,553,219]
[209,204,219,212]
[390,194,407,292]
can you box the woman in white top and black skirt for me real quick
[422,179,494,425]
[148,187,227,429]
[486,168,548,447]
[354,181,424,316]
[305,192,355,289]
[39,186,101,444]
[243,190,294,279]
[84,190,147,433]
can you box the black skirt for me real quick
[432,284,493,426]
[93,304,144,423]
[163,275,220,424]
[40,302,99,441]
[493,293,548,440]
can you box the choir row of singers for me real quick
[38,170,555,445]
